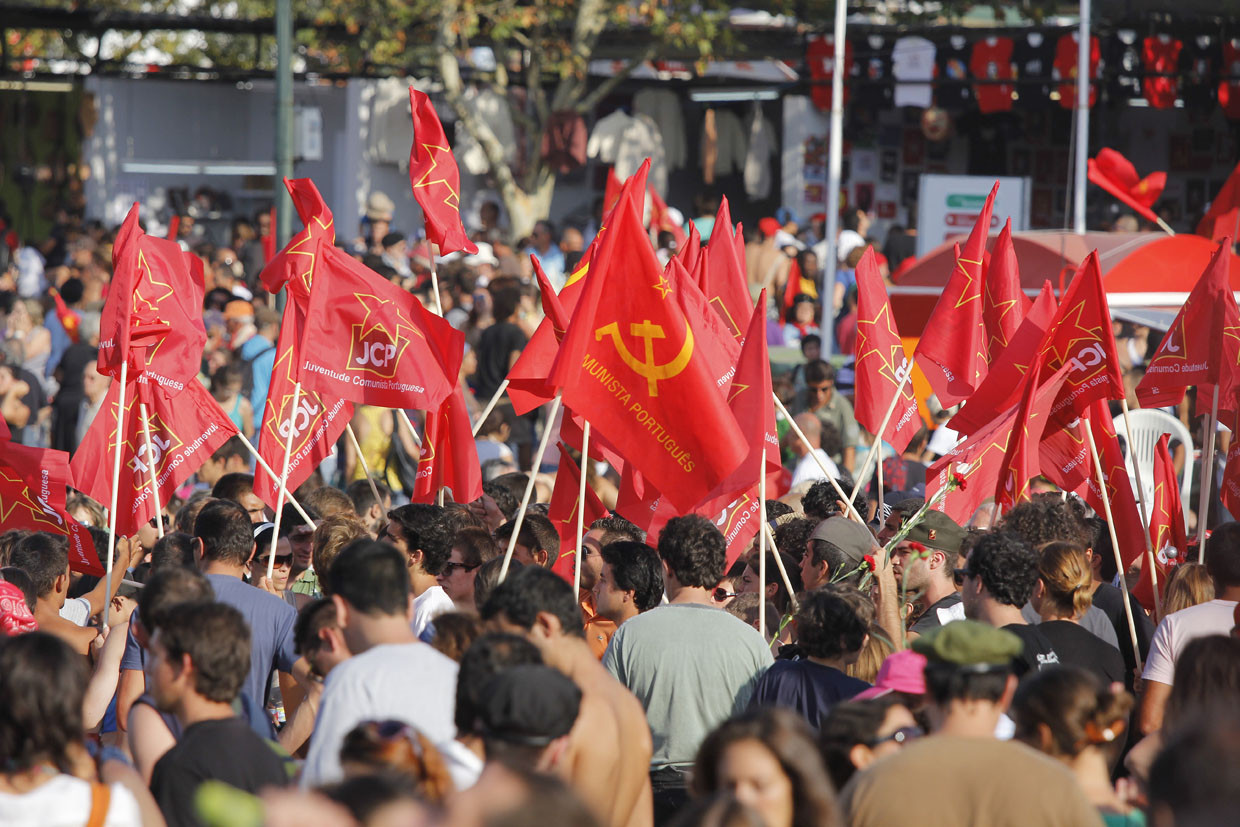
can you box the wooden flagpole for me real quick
[471,379,510,437]
[848,371,912,502]
[234,432,313,523]
[428,243,444,317]
[268,382,301,583]
[138,402,164,539]
[344,422,384,514]
[758,467,768,640]
[1119,399,1161,617]
[498,392,564,582]
[1084,417,1144,672]
[1197,385,1220,563]
[573,422,591,599]
[101,359,128,631]
[771,393,866,524]
[761,522,799,611]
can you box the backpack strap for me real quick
[86,782,111,827]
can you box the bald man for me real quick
[788,412,840,486]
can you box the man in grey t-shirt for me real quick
[603,515,772,824]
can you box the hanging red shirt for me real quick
[1054,33,1100,109]
[970,36,1015,113]
[807,34,854,112]
[1142,35,1183,108]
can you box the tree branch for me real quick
[549,0,609,111]
[574,43,659,114]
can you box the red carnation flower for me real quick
[863,554,877,572]
[907,541,926,553]
[951,471,967,490]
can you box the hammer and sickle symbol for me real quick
[595,318,694,397]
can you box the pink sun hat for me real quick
[855,649,927,700]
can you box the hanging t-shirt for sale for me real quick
[970,36,1015,113]
[807,34,853,112]
[1181,35,1219,110]
[1013,31,1055,109]
[892,36,936,108]
[856,35,894,109]
[1054,33,1101,109]
[1143,35,1183,108]
[1220,39,1240,120]
[937,35,973,107]
[1108,30,1144,102]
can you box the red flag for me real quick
[927,365,1068,525]
[951,281,1058,435]
[0,443,101,575]
[854,248,921,455]
[994,353,1054,511]
[298,247,455,411]
[1137,239,1237,409]
[409,88,477,256]
[72,379,238,538]
[98,204,207,400]
[413,312,482,505]
[914,182,998,406]
[982,218,1031,361]
[675,221,703,277]
[647,185,687,248]
[259,178,335,304]
[1088,148,1166,226]
[1198,161,1240,240]
[1135,434,1188,611]
[261,206,277,263]
[546,448,610,585]
[50,287,81,345]
[547,161,747,511]
[604,168,623,215]
[700,198,753,342]
[504,255,578,416]
[253,305,354,510]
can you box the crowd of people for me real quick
[0,191,1238,827]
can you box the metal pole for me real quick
[821,0,847,357]
[1072,0,1090,234]
[275,0,294,250]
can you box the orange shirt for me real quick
[580,590,617,659]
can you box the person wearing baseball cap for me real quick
[474,665,581,772]
[841,621,1101,825]
[799,516,877,591]
[892,511,966,641]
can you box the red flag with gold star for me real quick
[1198,161,1240,240]
[1135,433,1187,611]
[675,221,703,277]
[409,88,477,256]
[259,177,335,303]
[982,218,1031,362]
[298,246,455,411]
[914,181,998,406]
[1137,239,1237,409]
[1088,148,1165,226]
[546,448,610,585]
[854,248,921,455]
[0,443,101,575]
[547,160,746,511]
[702,197,754,342]
[71,378,237,538]
[994,353,1060,512]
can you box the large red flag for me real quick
[98,204,206,400]
[1198,161,1240,240]
[547,161,746,511]
[253,305,353,510]
[0,443,101,575]
[1135,434,1187,611]
[50,286,81,345]
[982,217,1031,361]
[675,221,703,278]
[546,448,610,585]
[409,88,477,256]
[259,178,335,304]
[1137,239,1237,409]
[927,365,1067,525]
[994,353,1054,512]
[413,312,482,505]
[701,197,755,342]
[72,379,237,538]
[1088,148,1166,226]
[854,248,921,455]
[505,255,581,416]
[298,247,455,411]
[914,182,998,406]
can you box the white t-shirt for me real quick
[412,586,456,640]
[892,36,936,108]
[791,449,840,487]
[59,596,91,627]
[301,641,459,788]
[1142,599,1239,685]
[0,774,141,827]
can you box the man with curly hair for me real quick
[382,504,454,639]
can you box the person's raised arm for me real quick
[82,535,144,619]
[83,605,134,729]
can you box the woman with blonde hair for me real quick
[1160,562,1214,620]
[1032,542,1125,685]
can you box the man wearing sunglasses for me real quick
[788,360,859,473]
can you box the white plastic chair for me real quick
[1112,408,1194,525]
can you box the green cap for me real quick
[911,621,1024,669]
[903,510,966,553]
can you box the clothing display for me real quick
[1109,29,1145,102]
[1013,31,1055,108]
[633,88,688,170]
[892,36,936,108]
[617,112,668,195]
[586,109,634,163]
[1182,34,1220,109]
[856,35,894,108]
[807,34,854,111]
[743,104,777,199]
[970,36,1015,113]
[702,109,747,182]
[541,110,587,173]
[1054,32,1101,109]
[1143,34,1183,108]
[937,35,973,107]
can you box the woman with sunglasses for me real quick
[693,707,843,827]
[250,524,297,609]
[818,696,922,790]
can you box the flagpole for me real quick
[762,522,799,612]
[1197,385,1220,563]
[269,381,301,583]
[344,422,385,511]
[849,371,912,502]
[396,409,424,448]
[428,243,444,317]
[234,432,313,523]
[498,392,563,583]
[758,464,768,640]
[574,422,591,600]
[471,379,509,437]
[820,0,847,349]
[138,402,164,539]
[101,359,129,631]
[1084,416,1144,672]
[771,393,866,524]
[1120,398,1161,618]
[875,445,884,523]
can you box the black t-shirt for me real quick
[1091,582,1154,688]
[1013,31,1055,109]
[1037,620,1126,686]
[475,320,527,402]
[1108,29,1144,102]
[909,592,963,635]
[749,658,871,729]
[1002,623,1060,677]
[936,34,973,108]
[1181,34,1220,109]
[856,35,894,109]
[150,716,291,827]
